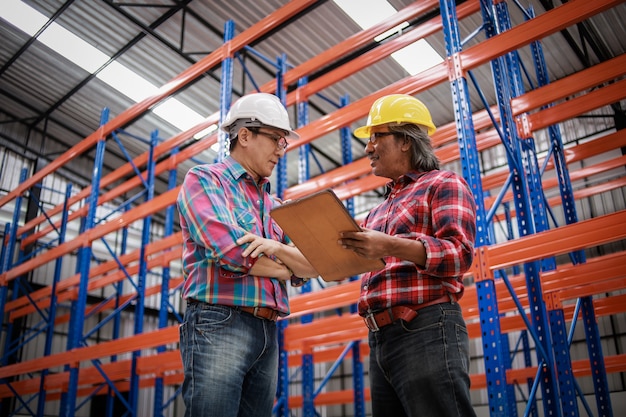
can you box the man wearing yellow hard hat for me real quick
[340,94,477,417]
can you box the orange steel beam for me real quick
[284,314,365,348]
[519,77,626,136]
[286,279,361,319]
[0,359,134,399]
[49,270,181,326]
[487,210,626,270]
[0,187,180,285]
[136,350,183,377]
[260,0,444,90]
[289,0,481,102]
[13,0,621,243]
[15,2,465,241]
[20,127,218,248]
[288,388,372,408]
[286,0,620,151]
[506,354,626,387]
[510,54,626,115]
[16,1,460,240]
[460,0,620,71]
[52,275,183,326]
[464,292,624,339]
[566,177,626,201]
[18,118,217,242]
[0,326,179,379]
[461,252,626,323]
[558,277,626,301]
[481,129,626,191]
[7,231,182,313]
[333,129,624,202]
[287,343,370,368]
[485,155,626,211]
[284,107,497,200]
[8,248,182,321]
[437,130,501,165]
[7,239,181,320]
[0,0,317,211]
[0,349,187,399]
[286,63,625,201]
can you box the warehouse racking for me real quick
[0,0,625,416]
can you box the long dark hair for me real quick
[388,123,440,171]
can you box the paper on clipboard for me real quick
[270,189,385,282]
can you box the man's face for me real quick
[365,125,408,180]
[245,127,288,180]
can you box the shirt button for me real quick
[363,285,368,290]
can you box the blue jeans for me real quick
[179,302,278,417]
[368,302,476,417]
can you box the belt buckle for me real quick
[253,307,278,321]
[253,307,268,320]
[364,314,379,332]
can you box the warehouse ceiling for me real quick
[0,0,625,200]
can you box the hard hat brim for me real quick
[353,125,370,139]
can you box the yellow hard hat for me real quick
[353,94,436,138]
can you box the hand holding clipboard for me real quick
[270,190,385,282]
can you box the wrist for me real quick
[283,265,293,278]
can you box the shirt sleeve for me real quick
[177,166,256,275]
[420,173,476,277]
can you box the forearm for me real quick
[237,233,318,278]
[385,235,427,268]
[248,255,291,281]
[275,244,319,278]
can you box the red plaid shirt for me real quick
[358,169,476,316]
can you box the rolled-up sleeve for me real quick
[177,166,258,276]
[419,174,476,277]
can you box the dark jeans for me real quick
[179,302,278,417]
[368,302,476,417]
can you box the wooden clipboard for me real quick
[270,189,385,282]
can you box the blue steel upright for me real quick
[439,2,513,417]
[275,53,289,199]
[527,5,611,415]
[478,1,562,416]
[154,148,181,417]
[340,94,365,417]
[217,20,235,163]
[37,183,72,417]
[60,108,110,417]
[128,130,158,416]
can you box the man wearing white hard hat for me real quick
[177,92,318,417]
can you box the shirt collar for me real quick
[223,156,272,192]
[384,170,429,197]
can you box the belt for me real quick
[363,293,457,332]
[239,306,280,321]
[187,299,279,322]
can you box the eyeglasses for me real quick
[368,131,396,145]
[251,129,288,150]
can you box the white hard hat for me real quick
[220,93,299,139]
